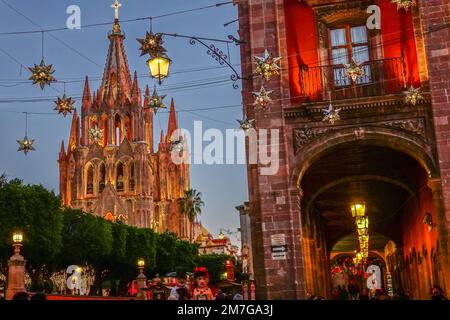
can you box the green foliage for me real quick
[196,254,231,285]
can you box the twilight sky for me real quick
[0,0,246,244]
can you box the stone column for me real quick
[136,269,147,300]
[6,244,26,300]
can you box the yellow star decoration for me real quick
[137,32,166,57]
[403,85,423,106]
[54,94,75,117]
[89,127,104,144]
[344,60,365,82]
[391,0,416,11]
[28,59,56,90]
[145,86,167,114]
[17,136,35,155]
[253,49,281,82]
[252,86,273,109]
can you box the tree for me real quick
[0,178,63,291]
[179,189,204,241]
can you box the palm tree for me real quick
[179,188,204,242]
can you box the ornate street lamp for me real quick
[350,203,366,218]
[13,231,24,245]
[147,53,172,85]
[136,258,147,300]
[7,231,27,300]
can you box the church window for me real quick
[87,164,94,195]
[116,162,124,192]
[115,114,122,145]
[129,162,135,191]
[99,162,106,192]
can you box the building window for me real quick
[329,25,371,86]
[115,114,121,146]
[87,165,94,195]
[116,162,124,192]
[99,163,106,193]
[129,162,135,192]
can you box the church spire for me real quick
[82,76,92,110]
[166,98,178,142]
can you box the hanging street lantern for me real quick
[28,59,56,90]
[403,85,423,106]
[89,127,104,145]
[253,49,281,82]
[351,203,366,218]
[145,85,167,114]
[391,0,416,11]
[147,52,172,85]
[17,136,35,155]
[252,86,273,109]
[54,94,75,117]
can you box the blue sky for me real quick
[0,0,246,243]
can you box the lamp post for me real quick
[6,231,27,300]
[136,258,147,300]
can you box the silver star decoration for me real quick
[17,136,35,155]
[54,94,75,117]
[391,0,416,11]
[253,49,281,82]
[89,127,104,144]
[322,103,341,125]
[237,117,255,131]
[403,85,423,106]
[145,86,167,114]
[344,60,365,82]
[169,137,184,152]
[252,86,273,109]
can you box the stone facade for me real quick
[237,0,450,299]
[58,21,192,239]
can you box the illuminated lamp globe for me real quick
[137,258,145,268]
[147,53,172,84]
[351,203,365,218]
[13,230,24,244]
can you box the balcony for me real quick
[299,57,407,103]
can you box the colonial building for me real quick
[58,19,192,239]
[195,226,238,257]
[237,0,450,299]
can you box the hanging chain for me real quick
[41,31,45,60]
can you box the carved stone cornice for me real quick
[293,126,332,154]
[383,118,426,141]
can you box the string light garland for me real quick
[17,112,35,155]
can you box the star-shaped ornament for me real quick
[391,0,416,11]
[169,137,184,152]
[145,86,167,114]
[403,85,423,106]
[253,49,281,82]
[89,127,104,144]
[252,86,273,109]
[54,94,75,117]
[137,32,166,56]
[17,136,35,155]
[237,117,255,131]
[344,60,365,82]
[28,59,56,90]
[322,103,342,125]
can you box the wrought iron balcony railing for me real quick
[299,57,407,103]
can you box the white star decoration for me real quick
[322,103,341,125]
[253,86,273,109]
[253,49,281,82]
[237,117,256,131]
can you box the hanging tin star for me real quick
[252,86,273,109]
[89,127,104,144]
[344,60,365,82]
[403,85,423,106]
[145,86,167,114]
[169,136,184,152]
[54,94,75,117]
[322,103,342,125]
[137,32,166,56]
[17,136,35,155]
[28,59,56,90]
[391,0,416,11]
[237,117,255,131]
[253,49,281,82]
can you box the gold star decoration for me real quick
[252,86,273,109]
[145,86,167,114]
[137,32,166,57]
[169,136,184,152]
[253,49,281,82]
[54,94,75,117]
[322,103,342,125]
[237,117,255,131]
[17,136,35,155]
[403,85,423,106]
[28,59,56,90]
[89,127,104,144]
[391,0,416,11]
[344,60,365,82]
